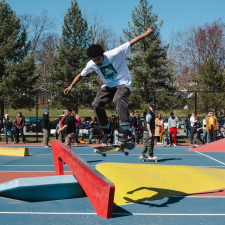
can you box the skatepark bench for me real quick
[52,140,115,219]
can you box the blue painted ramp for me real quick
[0,175,84,201]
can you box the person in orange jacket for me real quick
[206,112,218,142]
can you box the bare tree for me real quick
[173,19,225,78]
[85,11,119,50]
[35,33,59,87]
[20,10,57,55]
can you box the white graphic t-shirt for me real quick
[81,42,132,90]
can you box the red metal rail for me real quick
[52,140,115,219]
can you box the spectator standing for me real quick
[58,108,77,148]
[109,114,119,144]
[55,121,61,140]
[155,113,164,143]
[43,109,50,148]
[190,112,197,144]
[14,112,25,143]
[185,114,191,139]
[202,118,207,143]
[168,112,179,146]
[140,103,158,160]
[130,112,137,144]
[3,114,14,144]
[129,113,133,128]
[136,114,142,144]
[89,116,95,144]
[75,114,81,144]
[205,112,211,143]
[60,111,66,143]
[206,112,218,142]
[192,117,204,146]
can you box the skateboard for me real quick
[92,143,135,157]
[138,157,162,162]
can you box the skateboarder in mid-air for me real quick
[64,28,154,143]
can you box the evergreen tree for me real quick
[122,0,182,113]
[188,57,225,117]
[0,0,37,117]
[48,0,95,113]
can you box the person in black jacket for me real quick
[136,114,142,144]
[185,114,191,139]
[130,112,137,143]
[140,103,158,159]
[192,117,204,146]
[43,109,50,148]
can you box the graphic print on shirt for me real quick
[100,63,117,79]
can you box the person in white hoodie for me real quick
[168,112,179,146]
[190,112,197,144]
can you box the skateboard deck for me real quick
[138,157,162,162]
[92,143,135,157]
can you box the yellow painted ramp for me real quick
[96,163,225,206]
[0,147,29,156]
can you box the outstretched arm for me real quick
[64,73,83,95]
[129,28,154,47]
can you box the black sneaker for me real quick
[100,128,112,144]
[119,129,131,143]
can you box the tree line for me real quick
[0,0,225,119]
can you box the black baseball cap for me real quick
[196,117,199,120]
[150,103,156,107]
[18,111,21,114]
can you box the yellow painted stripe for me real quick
[0,147,29,156]
[96,163,225,206]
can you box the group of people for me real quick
[1,112,25,144]
[43,109,82,148]
[186,112,219,146]
[128,111,179,147]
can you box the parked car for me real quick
[178,118,185,129]
[218,117,225,127]
[25,117,43,132]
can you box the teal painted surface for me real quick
[0,175,84,201]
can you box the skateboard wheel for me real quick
[125,152,129,156]
[94,149,98,153]
[116,147,120,151]
[155,160,158,162]
[142,160,145,162]
[102,153,106,157]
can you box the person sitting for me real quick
[192,117,204,146]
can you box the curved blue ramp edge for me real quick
[0,175,84,201]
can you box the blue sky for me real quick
[5,0,225,43]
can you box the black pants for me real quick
[194,132,204,144]
[109,130,114,144]
[92,85,130,126]
[209,126,217,142]
[16,127,25,143]
[190,127,195,144]
[61,130,65,142]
